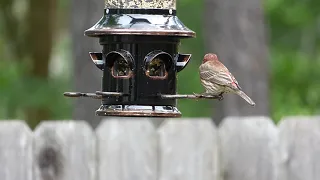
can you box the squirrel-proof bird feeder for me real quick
[64,0,221,117]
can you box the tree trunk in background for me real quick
[204,0,270,125]
[71,0,103,128]
[25,0,56,128]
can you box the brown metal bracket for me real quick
[95,91,128,96]
[159,93,223,100]
[63,92,102,99]
[64,91,222,100]
[63,91,127,99]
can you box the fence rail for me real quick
[1,116,320,180]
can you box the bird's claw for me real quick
[193,92,203,97]
[193,92,224,101]
[218,94,224,101]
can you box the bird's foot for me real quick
[193,92,217,98]
[218,92,224,101]
[193,92,203,98]
[193,92,224,100]
[218,94,224,101]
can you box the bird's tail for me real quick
[235,90,256,106]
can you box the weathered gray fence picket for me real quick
[158,118,219,180]
[33,121,96,180]
[96,119,157,180]
[1,116,320,180]
[0,121,32,180]
[219,117,278,180]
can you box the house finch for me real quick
[196,53,255,106]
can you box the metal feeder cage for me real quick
[64,0,220,117]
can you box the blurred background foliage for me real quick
[0,0,319,127]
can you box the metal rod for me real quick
[64,91,221,100]
[64,91,126,99]
[63,92,102,99]
[95,91,126,96]
[159,94,222,100]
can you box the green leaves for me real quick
[270,51,320,122]
[265,0,320,122]
[0,60,72,119]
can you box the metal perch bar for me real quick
[159,94,221,100]
[63,91,125,99]
[64,91,221,100]
[95,91,126,96]
[63,92,102,99]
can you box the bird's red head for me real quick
[202,53,218,64]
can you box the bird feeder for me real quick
[64,0,220,117]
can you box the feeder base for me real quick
[96,105,181,117]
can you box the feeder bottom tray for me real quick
[96,104,181,117]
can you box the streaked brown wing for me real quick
[229,72,242,90]
[199,63,235,89]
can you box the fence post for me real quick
[158,118,219,180]
[0,121,32,180]
[96,117,157,180]
[219,116,278,180]
[278,116,320,180]
[33,120,96,180]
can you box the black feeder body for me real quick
[65,0,198,118]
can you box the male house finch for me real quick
[196,53,255,106]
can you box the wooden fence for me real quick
[1,116,320,180]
